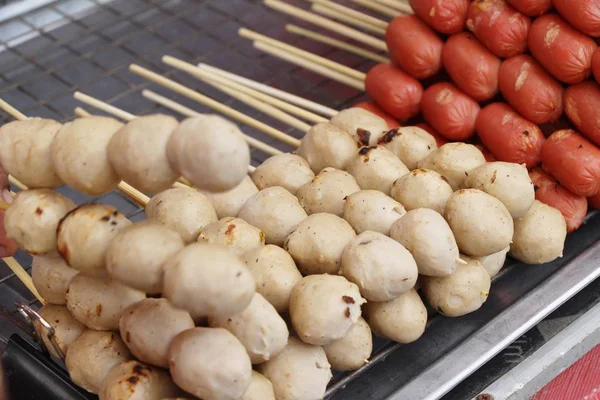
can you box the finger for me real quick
[0,211,17,258]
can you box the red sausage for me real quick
[415,123,448,147]
[476,103,545,168]
[409,0,470,34]
[474,144,497,161]
[528,14,598,84]
[553,0,600,37]
[593,47,600,84]
[498,55,564,124]
[442,32,501,101]
[564,81,600,147]
[541,129,600,197]
[386,15,444,80]
[589,192,600,209]
[529,167,588,232]
[354,101,401,129]
[506,0,551,16]
[365,64,423,121]
[466,0,531,58]
[421,83,480,141]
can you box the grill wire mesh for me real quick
[1,1,590,399]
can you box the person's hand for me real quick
[0,166,17,258]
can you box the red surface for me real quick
[531,344,600,400]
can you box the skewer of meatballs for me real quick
[0,62,569,400]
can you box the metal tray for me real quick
[0,1,598,399]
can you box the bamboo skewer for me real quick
[3,257,45,304]
[160,58,311,132]
[264,0,387,51]
[162,56,327,124]
[0,200,10,211]
[129,64,301,148]
[254,41,366,91]
[351,0,403,17]
[375,0,413,14]
[239,28,366,81]
[311,3,386,35]
[286,24,390,63]
[196,64,338,117]
[308,0,389,29]
[141,90,283,157]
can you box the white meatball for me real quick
[35,305,85,359]
[4,189,75,255]
[421,257,491,317]
[445,189,514,257]
[473,247,509,278]
[0,118,62,188]
[242,245,302,313]
[365,288,427,343]
[391,168,453,214]
[330,107,388,145]
[465,162,535,218]
[417,143,486,190]
[31,255,79,305]
[347,146,409,195]
[106,221,184,294]
[108,114,179,194]
[323,317,372,371]
[242,371,276,400]
[378,126,437,169]
[511,200,567,264]
[341,231,417,302]
[284,213,356,275]
[343,190,406,235]
[66,330,133,394]
[163,243,255,319]
[52,116,122,196]
[259,337,332,400]
[198,217,265,256]
[238,187,307,246]
[209,293,289,364]
[200,176,258,219]
[119,298,194,368]
[167,115,250,192]
[296,167,361,216]
[56,204,131,277]
[99,360,182,400]
[251,153,314,195]
[296,122,358,173]
[290,274,365,345]
[390,208,459,277]
[66,274,145,330]
[146,187,217,243]
[168,327,252,400]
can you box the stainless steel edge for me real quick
[476,301,600,400]
[389,240,600,400]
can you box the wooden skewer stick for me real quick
[264,0,387,51]
[286,24,390,64]
[3,257,45,304]
[0,199,10,211]
[351,0,402,17]
[375,0,413,14]
[254,41,366,91]
[0,98,28,121]
[129,64,301,148]
[308,0,389,29]
[141,90,283,157]
[162,56,327,124]
[197,63,338,117]
[239,28,366,81]
[311,3,386,35]
[165,68,311,132]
